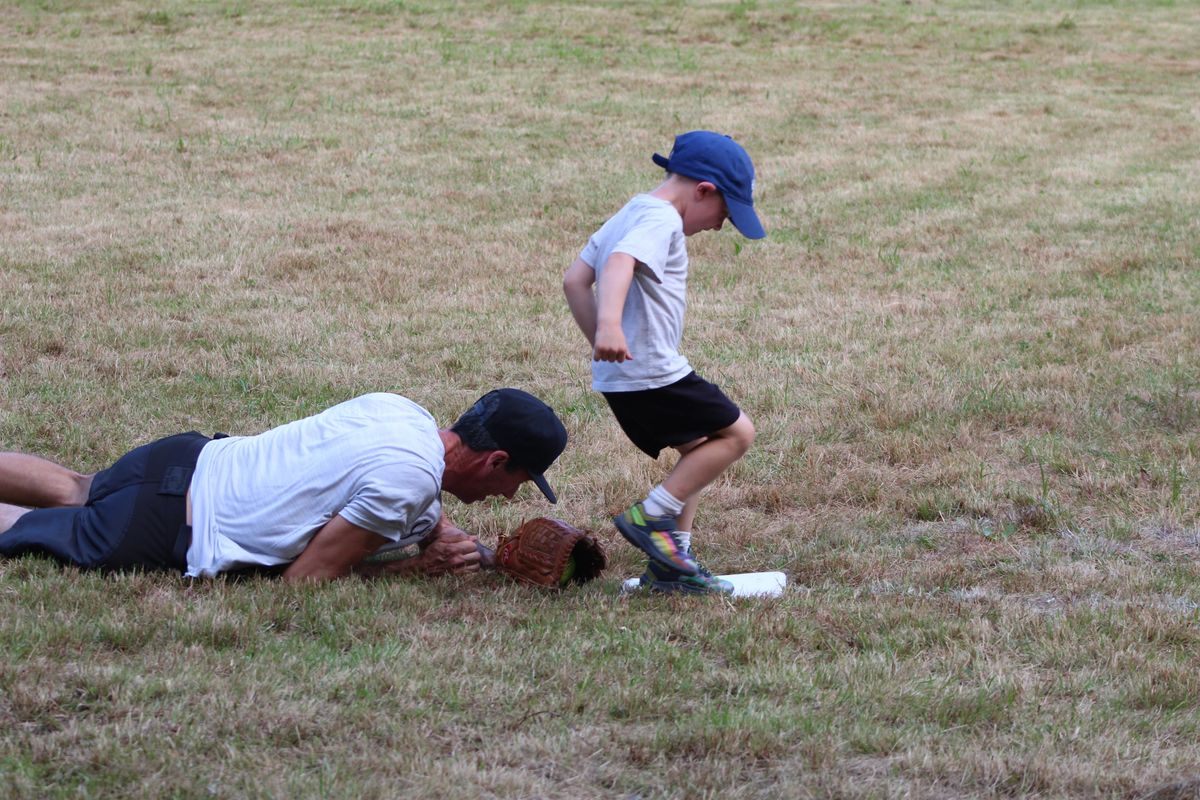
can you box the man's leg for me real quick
[0,453,93,508]
[0,503,32,534]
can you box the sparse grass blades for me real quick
[2,0,1200,796]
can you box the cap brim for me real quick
[531,473,557,504]
[726,197,765,239]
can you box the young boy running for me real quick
[563,130,766,594]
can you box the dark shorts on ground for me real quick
[0,432,211,573]
[602,371,742,458]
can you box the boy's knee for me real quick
[726,413,755,455]
[738,415,756,451]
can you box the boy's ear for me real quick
[486,450,510,471]
[695,181,720,199]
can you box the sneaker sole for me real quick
[612,515,698,576]
[641,577,733,596]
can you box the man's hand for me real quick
[355,520,484,579]
[412,528,483,576]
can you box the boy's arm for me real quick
[563,253,637,362]
[592,253,636,362]
[563,257,598,346]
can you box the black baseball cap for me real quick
[457,388,568,503]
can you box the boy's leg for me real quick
[661,412,756,506]
[676,496,700,545]
[672,438,706,536]
[638,413,755,528]
[619,415,754,581]
[607,376,752,577]
[0,453,94,508]
[636,437,740,595]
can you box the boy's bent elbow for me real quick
[563,278,589,311]
[563,259,595,289]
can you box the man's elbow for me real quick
[281,566,332,583]
[281,558,353,582]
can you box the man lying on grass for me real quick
[0,389,567,581]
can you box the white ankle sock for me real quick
[642,484,684,519]
[673,531,691,552]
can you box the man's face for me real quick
[459,461,531,504]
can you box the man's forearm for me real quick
[282,560,354,582]
[352,554,427,579]
[280,514,389,582]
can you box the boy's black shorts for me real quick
[602,371,741,458]
[0,432,211,573]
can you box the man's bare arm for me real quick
[282,515,390,582]
[282,511,486,582]
[357,514,486,578]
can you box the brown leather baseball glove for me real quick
[493,517,606,588]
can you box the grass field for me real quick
[2,1,1199,797]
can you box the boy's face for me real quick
[682,181,729,236]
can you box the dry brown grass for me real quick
[2,0,1199,797]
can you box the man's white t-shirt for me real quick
[186,393,444,577]
[579,193,693,392]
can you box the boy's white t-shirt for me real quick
[579,193,693,392]
[186,393,444,577]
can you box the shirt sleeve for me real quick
[610,209,675,282]
[337,462,440,543]
[579,235,599,268]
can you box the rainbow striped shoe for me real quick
[640,557,734,595]
[612,503,698,576]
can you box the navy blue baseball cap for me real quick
[652,130,766,240]
[457,388,568,503]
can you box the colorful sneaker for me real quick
[639,556,733,595]
[691,555,735,594]
[612,503,698,576]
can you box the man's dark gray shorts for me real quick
[0,432,211,573]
